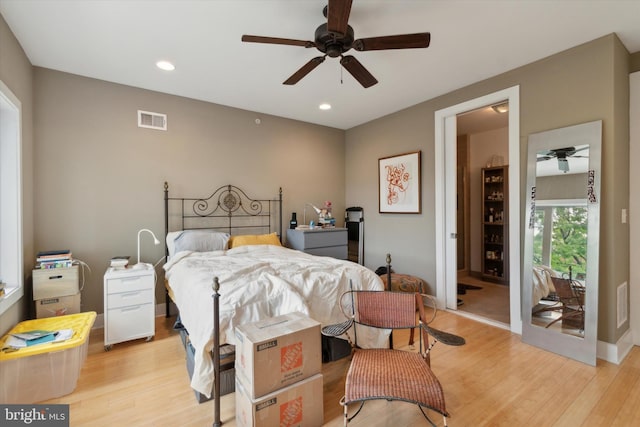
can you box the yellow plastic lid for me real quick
[0,311,96,360]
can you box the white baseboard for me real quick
[597,328,635,364]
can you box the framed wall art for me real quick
[378,151,421,213]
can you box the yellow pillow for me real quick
[228,232,282,248]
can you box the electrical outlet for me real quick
[621,208,627,224]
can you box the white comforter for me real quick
[532,265,558,305]
[163,244,387,397]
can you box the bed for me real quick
[532,264,558,305]
[162,182,387,402]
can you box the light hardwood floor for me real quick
[42,313,640,426]
[457,274,510,325]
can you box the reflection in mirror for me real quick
[530,200,587,338]
[522,120,601,366]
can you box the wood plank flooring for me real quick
[41,313,640,426]
[457,274,510,325]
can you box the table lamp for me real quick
[133,228,160,269]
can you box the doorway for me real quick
[434,86,522,334]
[456,106,510,325]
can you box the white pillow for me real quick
[171,230,230,254]
[166,231,183,258]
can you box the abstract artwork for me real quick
[378,151,421,213]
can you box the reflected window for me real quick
[533,204,587,279]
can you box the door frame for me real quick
[434,86,522,334]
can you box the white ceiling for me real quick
[1,0,639,130]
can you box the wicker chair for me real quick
[322,290,465,426]
[545,276,585,330]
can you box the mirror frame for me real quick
[522,120,601,365]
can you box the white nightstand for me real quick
[103,267,155,351]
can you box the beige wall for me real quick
[33,68,345,315]
[0,14,33,336]
[345,34,630,345]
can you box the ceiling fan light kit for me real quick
[241,0,431,88]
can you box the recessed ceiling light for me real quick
[319,103,331,110]
[156,61,175,71]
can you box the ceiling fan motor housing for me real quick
[315,23,354,57]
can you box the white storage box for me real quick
[235,311,321,399]
[235,373,323,427]
[0,312,96,404]
[35,292,81,318]
[32,265,79,300]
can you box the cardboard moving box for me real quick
[35,292,81,318]
[235,311,321,399]
[235,373,323,427]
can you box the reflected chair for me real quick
[322,290,465,426]
[545,277,585,331]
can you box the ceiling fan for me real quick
[537,146,589,173]
[241,0,430,88]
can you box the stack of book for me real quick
[6,329,73,348]
[36,249,73,269]
[110,256,130,269]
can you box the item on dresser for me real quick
[110,255,130,269]
[36,249,73,269]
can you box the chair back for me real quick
[550,277,584,308]
[341,290,417,331]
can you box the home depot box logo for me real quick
[280,396,303,426]
[281,342,303,373]
[235,312,321,399]
[235,374,323,427]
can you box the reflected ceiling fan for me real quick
[241,0,430,88]
[537,146,589,173]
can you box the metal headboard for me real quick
[163,181,283,316]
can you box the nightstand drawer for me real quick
[107,289,154,309]
[33,266,79,300]
[106,304,154,343]
[303,229,347,248]
[306,245,348,259]
[106,275,152,294]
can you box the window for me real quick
[0,79,23,315]
[533,200,588,280]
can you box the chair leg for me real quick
[417,405,438,427]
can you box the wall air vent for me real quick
[138,110,167,131]
[617,281,628,328]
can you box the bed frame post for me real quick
[212,276,221,427]
[386,253,394,349]
[164,182,171,318]
[278,187,283,243]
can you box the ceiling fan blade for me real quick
[340,55,378,88]
[327,0,353,36]
[242,35,315,48]
[354,33,431,51]
[283,56,326,85]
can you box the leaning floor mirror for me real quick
[522,120,601,365]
